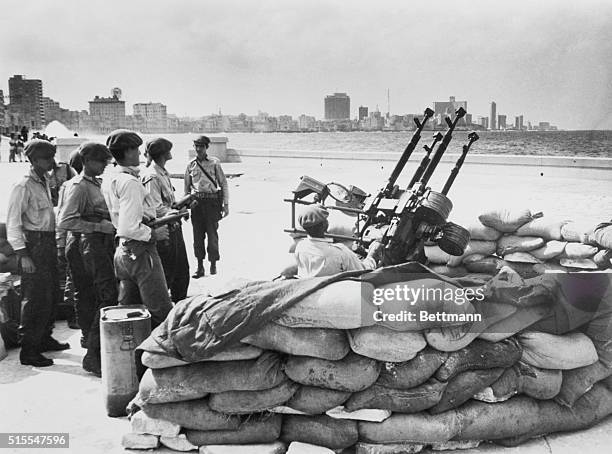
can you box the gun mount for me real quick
[284,107,479,266]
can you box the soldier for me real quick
[6,139,69,367]
[142,138,190,302]
[102,130,172,327]
[58,142,118,376]
[184,135,229,277]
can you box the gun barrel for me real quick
[408,133,443,189]
[441,132,479,195]
[418,108,466,188]
[383,107,434,193]
[147,211,188,228]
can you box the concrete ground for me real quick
[1,148,612,453]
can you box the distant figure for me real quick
[9,134,23,162]
[184,135,229,278]
[15,137,24,162]
[73,132,79,137]
[20,126,29,142]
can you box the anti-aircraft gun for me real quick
[284,107,479,265]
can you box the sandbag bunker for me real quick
[121,258,612,452]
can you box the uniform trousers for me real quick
[81,232,118,356]
[190,198,221,262]
[66,232,95,340]
[19,231,58,352]
[115,240,173,328]
[157,225,190,302]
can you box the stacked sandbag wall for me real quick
[122,271,612,452]
[426,209,611,278]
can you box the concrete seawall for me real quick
[236,148,612,181]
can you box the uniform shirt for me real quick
[184,156,229,204]
[58,174,112,234]
[102,166,155,242]
[142,163,176,217]
[294,236,376,278]
[6,168,56,252]
[48,162,76,207]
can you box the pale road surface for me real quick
[0,142,611,453]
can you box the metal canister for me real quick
[100,305,151,417]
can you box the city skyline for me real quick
[1,0,611,130]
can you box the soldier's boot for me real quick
[20,349,54,367]
[210,261,217,275]
[192,259,205,279]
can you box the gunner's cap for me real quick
[146,137,173,158]
[24,139,56,159]
[193,135,211,146]
[78,142,112,162]
[106,129,143,151]
[298,204,329,229]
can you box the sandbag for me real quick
[516,218,567,240]
[519,363,562,400]
[141,345,263,369]
[425,245,453,265]
[199,442,286,454]
[185,414,282,446]
[466,223,503,241]
[489,367,520,400]
[479,304,551,342]
[242,323,349,361]
[590,222,612,249]
[561,220,595,243]
[377,348,448,390]
[532,263,569,274]
[208,380,299,414]
[358,411,461,444]
[455,380,612,441]
[530,240,567,261]
[345,380,446,413]
[425,302,516,352]
[478,209,541,233]
[141,398,241,431]
[286,441,336,454]
[429,368,505,413]
[325,406,391,422]
[275,281,376,329]
[464,240,498,258]
[286,386,351,415]
[556,360,612,407]
[348,326,426,362]
[428,265,468,278]
[518,331,598,370]
[559,258,598,270]
[464,256,508,275]
[497,235,545,256]
[593,249,612,269]
[503,252,542,264]
[138,352,286,404]
[285,352,380,392]
[434,339,522,381]
[355,442,425,454]
[281,415,358,450]
[374,279,476,332]
[431,440,481,451]
[563,242,598,259]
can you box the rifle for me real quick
[146,210,189,229]
[360,107,434,233]
[172,193,198,210]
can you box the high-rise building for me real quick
[0,90,5,133]
[358,106,369,121]
[324,93,350,120]
[497,114,507,130]
[89,93,126,133]
[433,96,468,126]
[490,102,497,130]
[8,75,44,129]
[133,102,167,132]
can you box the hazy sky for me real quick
[1,0,611,129]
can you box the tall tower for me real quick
[8,75,44,129]
[490,101,497,130]
[324,93,350,120]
